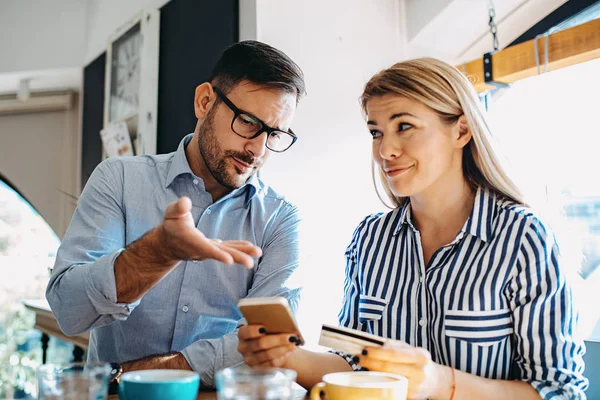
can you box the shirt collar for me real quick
[460,186,497,242]
[164,133,261,201]
[164,134,194,189]
[393,200,413,235]
[392,186,497,242]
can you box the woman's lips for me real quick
[385,165,413,177]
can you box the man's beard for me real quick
[197,108,260,189]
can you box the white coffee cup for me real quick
[310,371,408,400]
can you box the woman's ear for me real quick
[454,115,472,149]
[194,82,216,119]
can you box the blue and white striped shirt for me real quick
[337,187,588,399]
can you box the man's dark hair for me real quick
[210,40,306,103]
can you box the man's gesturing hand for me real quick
[160,196,262,268]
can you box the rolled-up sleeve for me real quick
[333,216,371,369]
[508,218,588,399]
[46,159,140,336]
[182,200,302,388]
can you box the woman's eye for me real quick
[398,123,413,132]
[370,130,382,139]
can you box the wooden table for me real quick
[23,298,89,363]
[109,391,217,399]
[110,389,308,399]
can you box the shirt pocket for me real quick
[358,294,388,324]
[444,308,513,347]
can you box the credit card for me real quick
[318,324,386,355]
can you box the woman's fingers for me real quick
[238,325,266,341]
[254,353,290,369]
[363,345,430,365]
[244,343,296,367]
[359,356,425,394]
[237,330,297,367]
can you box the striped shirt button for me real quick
[419,318,426,327]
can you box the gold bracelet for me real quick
[449,367,456,400]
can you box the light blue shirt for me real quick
[46,134,301,387]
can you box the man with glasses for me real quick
[46,41,306,388]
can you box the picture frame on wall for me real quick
[103,9,160,157]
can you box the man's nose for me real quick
[245,131,268,159]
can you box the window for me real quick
[486,57,600,339]
[0,179,59,304]
[0,178,64,398]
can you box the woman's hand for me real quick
[359,341,453,400]
[237,325,300,368]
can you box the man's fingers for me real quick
[164,196,192,219]
[215,243,257,268]
[196,239,235,265]
[220,241,263,257]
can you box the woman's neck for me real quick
[410,176,476,237]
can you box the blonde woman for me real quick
[237,58,587,399]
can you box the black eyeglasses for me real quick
[213,87,298,153]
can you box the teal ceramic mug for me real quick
[119,369,200,400]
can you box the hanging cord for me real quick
[488,0,499,52]
[534,27,557,75]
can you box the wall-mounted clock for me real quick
[104,9,160,156]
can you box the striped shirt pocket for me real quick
[444,308,513,347]
[358,294,388,324]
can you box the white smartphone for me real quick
[237,297,305,345]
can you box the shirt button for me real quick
[419,276,424,283]
[193,179,198,185]
[206,208,211,215]
[182,305,189,313]
[419,318,426,327]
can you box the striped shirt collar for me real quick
[393,186,498,243]
[164,133,259,200]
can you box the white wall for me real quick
[405,0,451,40]
[0,0,171,71]
[253,0,407,348]
[83,0,171,64]
[403,0,567,65]
[0,0,171,94]
[0,0,87,74]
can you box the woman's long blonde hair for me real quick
[361,57,526,208]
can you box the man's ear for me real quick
[454,115,472,149]
[194,82,216,120]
